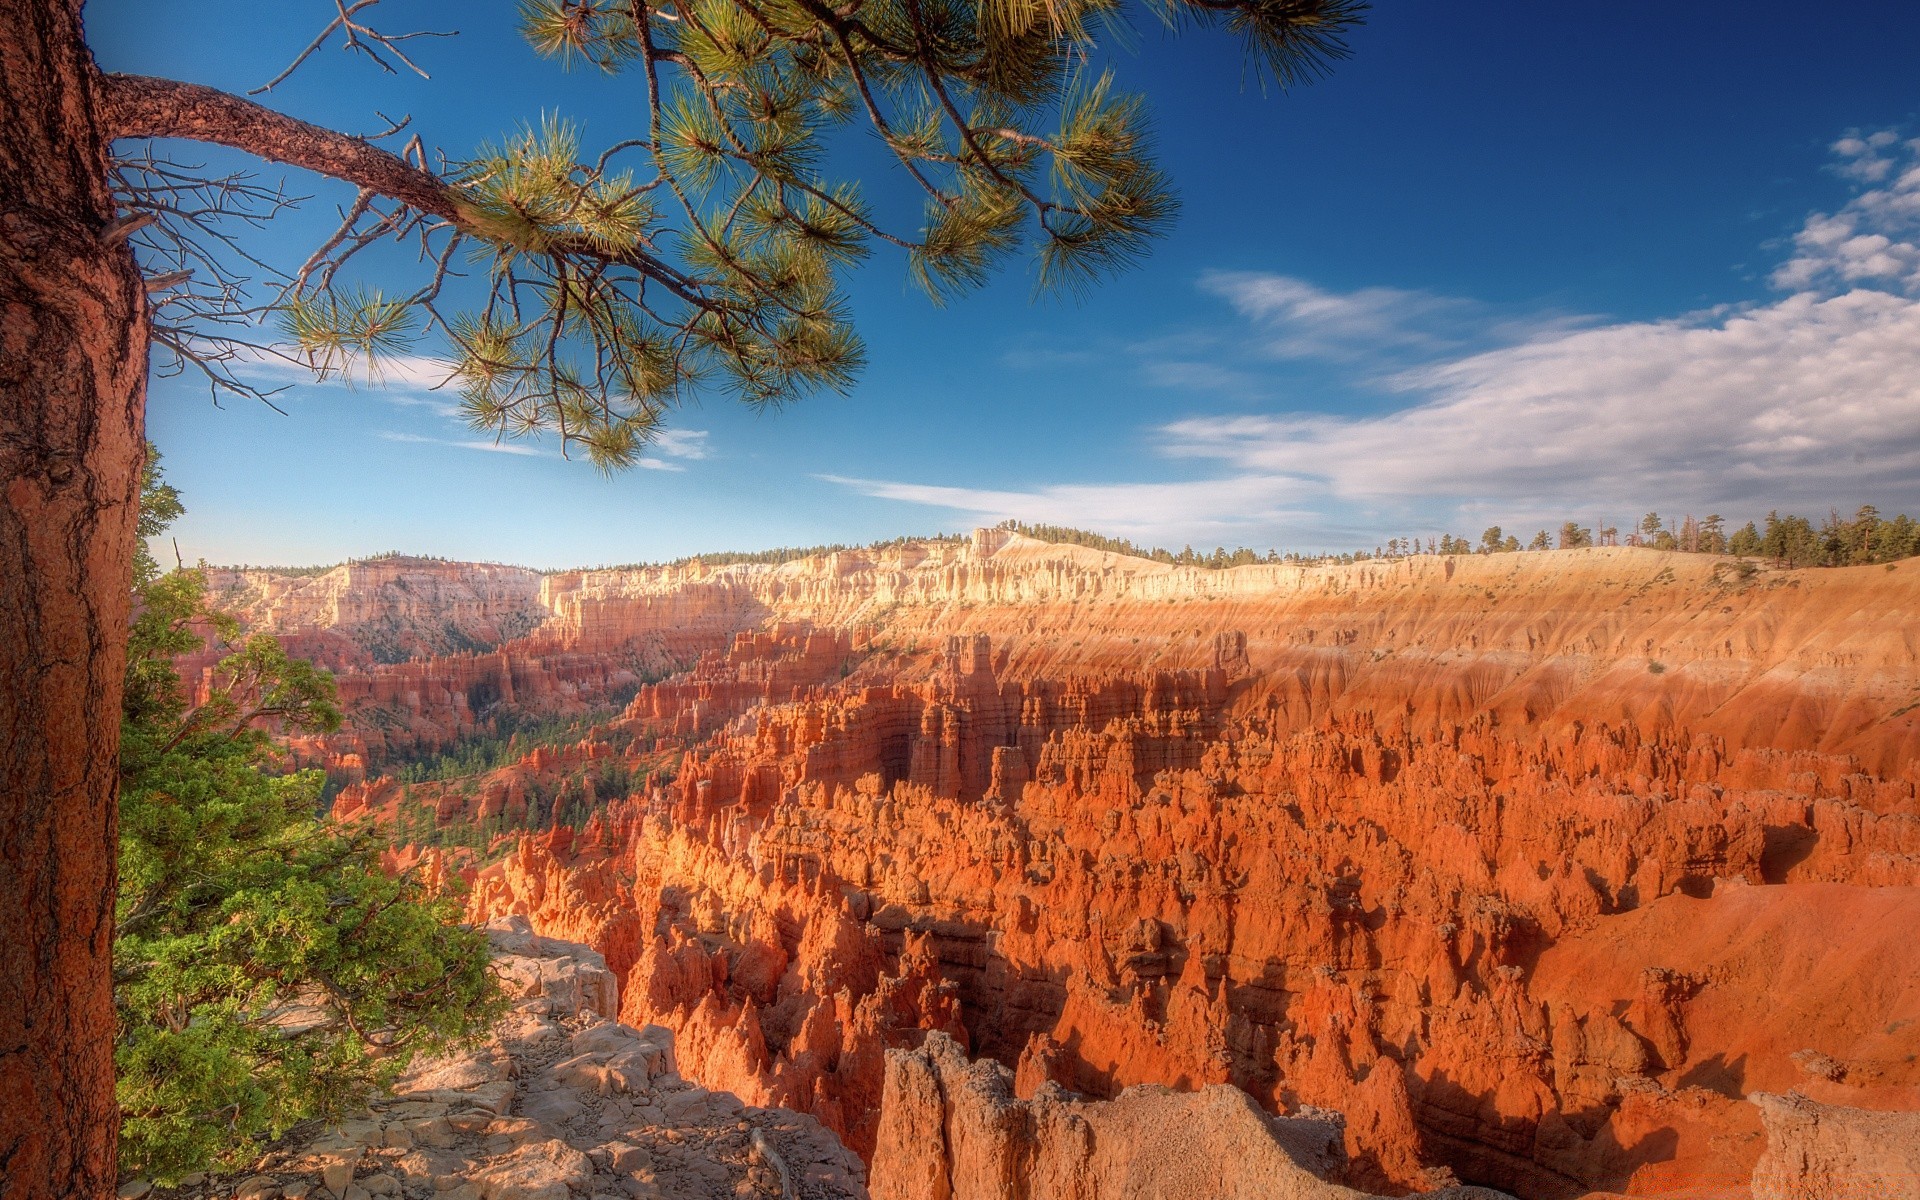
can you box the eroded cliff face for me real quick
[282,533,1920,1197]
[205,557,550,666]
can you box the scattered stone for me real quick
[200,927,868,1200]
[521,1094,586,1126]
[404,1117,455,1149]
[470,1139,593,1200]
[234,1175,281,1200]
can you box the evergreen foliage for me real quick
[996,520,1277,566]
[579,532,968,573]
[1001,506,1920,569]
[116,455,504,1184]
[233,0,1368,469]
[387,709,631,785]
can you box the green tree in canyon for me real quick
[116,457,501,1182]
[0,0,1363,1190]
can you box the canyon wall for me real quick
[260,533,1920,1197]
[205,557,549,667]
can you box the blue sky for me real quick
[92,1,1920,567]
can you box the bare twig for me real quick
[250,0,457,95]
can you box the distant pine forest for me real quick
[220,506,1915,576]
[997,507,1918,570]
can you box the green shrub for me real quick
[116,454,505,1183]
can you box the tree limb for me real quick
[99,73,462,221]
[99,73,723,311]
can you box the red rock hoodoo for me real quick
[245,533,1920,1198]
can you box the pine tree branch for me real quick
[97,72,723,311]
[100,73,462,221]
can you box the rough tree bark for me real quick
[0,1,149,1196]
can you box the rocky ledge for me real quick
[1748,1091,1920,1200]
[869,1032,1514,1200]
[133,917,867,1200]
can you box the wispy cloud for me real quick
[1774,132,1920,294]
[998,271,1589,400]
[819,473,1320,543]
[1199,271,1478,361]
[238,350,457,391]
[1138,359,1269,394]
[651,429,711,461]
[377,430,552,458]
[1160,287,1920,512]
[236,351,464,416]
[830,131,1920,543]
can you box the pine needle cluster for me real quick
[275,0,1364,467]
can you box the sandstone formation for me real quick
[140,917,867,1200]
[1746,1092,1920,1199]
[205,558,548,667]
[869,1031,1515,1200]
[246,533,1920,1197]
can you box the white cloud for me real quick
[239,349,456,391]
[236,350,464,416]
[1139,360,1267,394]
[453,439,549,458]
[377,430,552,458]
[650,429,711,460]
[1773,133,1920,293]
[819,473,1319,543]
[830,130,1920,542]
[1160,287,1920,513]
[1198,270,1477,360]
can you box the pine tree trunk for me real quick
[0,2,148,1196]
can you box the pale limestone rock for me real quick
[470,1139,593,1200]
[320,1162,355,1197]
[234,1175,281,1200]
[871,1032,1519,1200]
[1750,1091,1920,1199]
[486,916,619,1019]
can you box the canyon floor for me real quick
[201,531,1920,1199]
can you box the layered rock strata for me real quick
[204,558,549,668]
[261,534,1920,1196]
